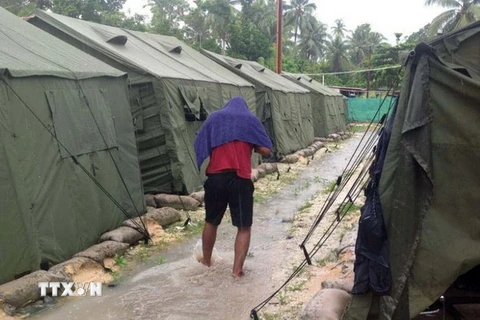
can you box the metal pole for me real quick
[276,0,283,74]
[367,47,371,98]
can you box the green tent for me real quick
[345,21,480,319]
[28,10,257,194]
[282,73,348,137]
[0,7,144,285]
[201,50,315,157]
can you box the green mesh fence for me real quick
[348,98,396,122]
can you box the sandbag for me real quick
[48,257,101,281]
[146,207,182,227]
[300,289,351,320]
[328,133,341,141]
[304,148,315,157]
[280,154,299,164]
[154,194,201,211]
[295,150,306,157]
[189,191,205,204]
[317,137,333,142]
[314,137,324,142]
[312,142,325,151]
[321,279,354,293]
[122,216,157,230]
[257,167,266,178]
[75,241,130,264]
[251,169,259,182]
[0,270,68,313]
[263,163,278,174]
[144,194,157,208]
[99,227,145,245]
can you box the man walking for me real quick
[194,97,272,277]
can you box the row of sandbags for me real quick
[299,226,358,320]
[0,206,185,315]
[280,140,326,164]
[316,131,353,143]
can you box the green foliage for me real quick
[157,256,167,265]
[51,0,126,22]
[3,0,457,90]
[426,0,480,37]
[114,254,127,268]
[228,16,273,61]
[148,0,189,37]
[0,0,50,16]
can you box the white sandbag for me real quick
[0,271,68,313]
[74,241,130,263]
[99,227,145,245]
[300,289,351,320]
[144,194,157,208]
[154,194,201,211]
[190,191,205,204]
[146,207,182,227]
[328,133,341,140]
[321,279,354,293]
[264,163,278,174]
[257,167,266,178]
[251,169,260,182]
[280,154,299,164]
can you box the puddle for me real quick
[24,136,365,320]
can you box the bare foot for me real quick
[232,270,244,278]
[198,258,211,267]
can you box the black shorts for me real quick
[203,172,254,227]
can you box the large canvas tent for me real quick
[345,21,480,319]
[201,50,315,157]
[28,10,257,194]
[282,73,348,137]
[0,7,144,285]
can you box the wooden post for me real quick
[276,0,283,74]
[367,47,371,98]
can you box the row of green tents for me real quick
[0,7,348,285]
[345,21,480,319]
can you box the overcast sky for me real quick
[123,0,446,44]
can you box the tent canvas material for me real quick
[345,21,480,319]
[282,73,348,137]
[201,50,315,157]
[0,7,144,285]
[29,9,257,194]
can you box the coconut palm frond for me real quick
[425,0,461,8]
[428,9,457,36]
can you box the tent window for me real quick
[180,86,205,122]
[45,88,118,158]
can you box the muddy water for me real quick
[27,136,364,320]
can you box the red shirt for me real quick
[206,141,254,179]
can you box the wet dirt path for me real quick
[27,136,363,320]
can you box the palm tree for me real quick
[426,0,480,36]
[326,35,350,72]
[284,0,317,44]
[347,24,386,67]
[332,19,348,39]
[201,0,240,53]
[249,0,277,42]
[298,19,328,61]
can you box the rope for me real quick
[1,78,150,240]
[76,83,149,239]
[250,65,404,317]
[0,27,149,238]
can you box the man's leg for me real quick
[201,174,228,267]
[201,222,218,267]
[233,226,251,277]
